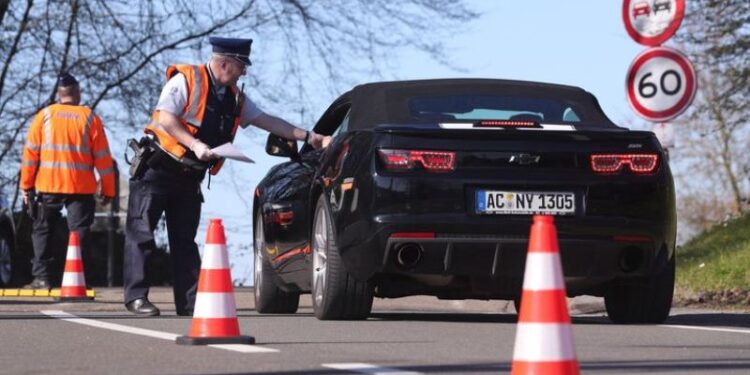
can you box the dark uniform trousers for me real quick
[32,194,95,283]
[123,167,203,313]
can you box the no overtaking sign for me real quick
[622,0,685,46]
[626,47,696,122]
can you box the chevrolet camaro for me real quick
[252,79,676,323]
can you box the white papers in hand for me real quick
[211,143,254,164]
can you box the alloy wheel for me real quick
[312,204,328,306]
[254,215,264,299]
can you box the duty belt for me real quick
[147,146,208,180]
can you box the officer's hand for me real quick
[191,140,215,161]
[321,135,332,149]
[22,190,30,206]
[308,131,330,150]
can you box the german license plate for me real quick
[476,190,575,215]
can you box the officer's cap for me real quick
[209,37,253,66]
[58,73,79,87]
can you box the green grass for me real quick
[677,213,750,291]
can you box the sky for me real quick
[168,1,676,284]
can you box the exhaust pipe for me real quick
[618,247,644,273]
[395,243,423,269]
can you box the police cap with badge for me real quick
[209,37,253,66]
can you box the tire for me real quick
[0,225,14,287]
[604,253,675,324]
[311,195,373,320]
[253,211,299,314]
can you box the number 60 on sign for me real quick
[626,46,696,122]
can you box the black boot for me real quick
[125,298,160,316]
[23,278,51,290]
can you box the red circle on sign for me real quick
[626,47,696,122]
[622,0,685,46]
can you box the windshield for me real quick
[408,95,586,123]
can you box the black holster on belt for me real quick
[147,141,208,180]
[26,190,40,221]
[125,136,155,180]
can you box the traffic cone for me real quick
[511,215,579,375]
[176,219,255,345]
[58,231,94,301]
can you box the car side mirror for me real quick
[265,134,299,160]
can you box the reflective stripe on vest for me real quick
[25,142,41,152]
[184,65,205,126]
[94,149,110,159]
[39,161,93,171]
[43,108,52,147]
[98,167,114,176]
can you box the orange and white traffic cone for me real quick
[176,219,255,345]
[58,231,94,301]
[511,215,579,375]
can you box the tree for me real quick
[0,0,478,205]
[671,0,749,227]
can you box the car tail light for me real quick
[378,149,456,172]
[474,120,538,128]
[590,153,659,174]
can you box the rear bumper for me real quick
[338,215,672,298]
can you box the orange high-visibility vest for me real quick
[20,103,115,197]
[145,64,243,175]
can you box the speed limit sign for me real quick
[622,0,685,46]
[626,47,696,122]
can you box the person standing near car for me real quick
[123,36,330,316]
[20,73,116,290]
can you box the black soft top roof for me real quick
[332,78,616,130]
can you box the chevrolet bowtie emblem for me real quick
[509,153,541,165]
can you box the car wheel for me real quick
[0,225,13,287]
[311,195,373,320]
[604,253,675,324]
[253,211,299,314]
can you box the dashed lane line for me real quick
[40,310,278,353]
[663,324,750,335]
[322,363,422,374]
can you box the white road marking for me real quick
[322,363,422,374]
[40,310,278,353]
[663,324,750,335]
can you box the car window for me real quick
[304,103,351,153]
[314,103,351,136]
[563,107,581,122]
[331,110,351,138]
[409,95,586,123]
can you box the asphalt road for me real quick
[1,287,750,375]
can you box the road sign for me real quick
[626,47,696,122]
[622,0,685,46]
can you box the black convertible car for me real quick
[252,79,676,323]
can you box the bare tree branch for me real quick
[0,0,33,100]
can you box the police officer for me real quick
[20,73,116,289]
[124,37,330,316]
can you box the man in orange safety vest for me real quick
[20,73,115,289]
